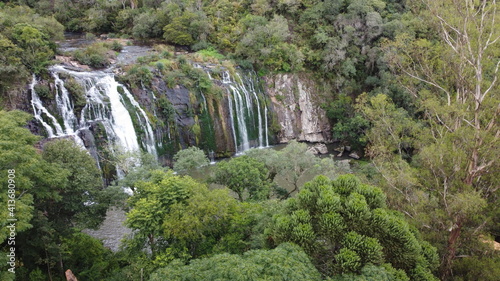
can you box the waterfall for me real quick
[246,74,263,147]
[31,65,158,159]
[222,71,231,84]
[53,73,78,134]
[264,106,269,147]
[223,70,269,153]
[120,86,157,157]
[229,84,250,152]
[30,75,64,137]
[227,88,238,152]
[208,150,216,164]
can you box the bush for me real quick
[110,40,123,52]
[64,78,86,109]
[132,11,165,39]
[196,47,225,60]
[34,84,51,99]
[173,146,209,174]
[124,65,153,87]
[72,42,113,68]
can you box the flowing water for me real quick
[31,65,157,158]
[223,70,269,153]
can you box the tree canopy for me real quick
[271,175,438,280]
[149,243,322,281]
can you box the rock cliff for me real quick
[265,74,332,143]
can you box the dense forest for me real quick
[0,0,499,280]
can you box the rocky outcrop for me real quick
[307,143,329,155]
[265,74,331,143]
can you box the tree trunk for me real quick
[441,221,462,280]
[148,234,155,257]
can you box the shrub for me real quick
[110,41,123,52]
[196,47,225,60]
[124,65,153,87]
[34,84,51,99]
[72,42,111,68]
[64,78,86,109]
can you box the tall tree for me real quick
[0,111,67,281]
[376,0,500,278]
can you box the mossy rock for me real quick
[65,78,87,109]
[34,84,52,99]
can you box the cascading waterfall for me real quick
[31,75,64,137]
[120,86,157,157]
[31,74,86,148]
[223,70,269,153]
[53,72,78,134]
[31,65,158,159]
[243,73,264,147]
[226,89,238,152]
[32,62,273,166]
[264,106,269,147]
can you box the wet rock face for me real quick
[138,77,235,158]
[265,74,332,143]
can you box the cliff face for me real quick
[22,64,333,170]
[265,74,332,143]
[131,77,236,163]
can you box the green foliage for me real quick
[236,15,303,72]
[370,2,500,277]
[123,64,153,87]
[73,42,113,68]
[0,5,64,41]
[149,243,322,281]
[452,256,500,281]
[271,175,438,279]
[157,96,176,123]
[162,183,241,258]
[246,140,351,198]
[60,232,120,280]
[196,47,225,60]
[0,34,27,95]
[163,10,211,47]
[41,139,109,229]
[0,115,118,279]
[173,146,209,174]
[0,5,63,82]
[0,110,49,242]
[10,23,54,74]
[125,170,197,256]
[329,263,410,281]
[64,78,87,110]
[211,155,271,201]
[110,40,123,52]
[132,10,168,39]
[33,83,51,99]
[326,94,369,150]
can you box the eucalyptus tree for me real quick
[370,0,500,278]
